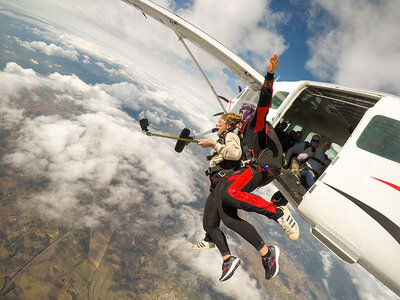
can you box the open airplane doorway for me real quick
[273,83,381,206]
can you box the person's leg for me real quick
[193,191,216,249]
[300,169,315,189]
[223,166,279,219]
[215,180,280,280]
[290,158,301,178]
[220,166,299,241]
[220,200,266,252]
[271,190,288,206]
[200,182,241,282]
[194,167,285,249]
[199,192,230,256]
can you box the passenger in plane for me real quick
[298,137,332,189]
[275,121,289,147]
[282,130,303,152]
[194,54,299,282]
[284,134,321,178]
[196,112,243,282]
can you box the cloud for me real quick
[2,0,288,101]
[320,250,333,274]
[1,63,206,228]
[166,206,267,300]
[0,60,269,299]
[13,36,79,61]
[306,0,400,94]
[177,0,288,71]
[344,264,399,300]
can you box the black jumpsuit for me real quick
[215,73,283,252]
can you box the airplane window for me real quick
[292,125,303,132]
[356,115,400,163]
[242,88,259,103]
[304,132,321,142]
[239,88,257,102]
[325,143,341,160]
[272,91,289,109]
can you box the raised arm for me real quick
[250,54,279,132]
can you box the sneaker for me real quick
[277,206,299,241]
[262,246,280,280]
[219,256,241,282]
[271,191,288,207]
[192,239,215,250]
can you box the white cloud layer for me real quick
[1,0,287,101]
[344,263,399,300]
[13,36,79,61]
[0,62,264,299]
[1,62,204,226]
[306,0,400,94]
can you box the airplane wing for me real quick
[122,0,264,90]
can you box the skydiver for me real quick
[194,54,299,281]
[197,112,243,282]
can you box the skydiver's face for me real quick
[216,117,230,135]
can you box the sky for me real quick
[1,0,400,299]
[1,0,400,103]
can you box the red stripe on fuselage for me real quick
[372,177,400,192]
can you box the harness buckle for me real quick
[241,158,257,167]
[217,171,226,178]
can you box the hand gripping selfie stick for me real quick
[139,118,217,153]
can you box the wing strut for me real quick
[177,36,227,113]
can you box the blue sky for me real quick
[173,0,319,81]
[269,0,316,81]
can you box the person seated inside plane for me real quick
[297,137,332,189]
[275,121,289,147]
[282,130,303,152]
[284,134,321,178]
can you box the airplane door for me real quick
[297,96,400,296]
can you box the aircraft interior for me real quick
[273,85,381,205]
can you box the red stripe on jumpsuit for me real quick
[255,107,268,132]
[227,167,277,213]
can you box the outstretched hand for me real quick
[198,139,216,148]
[268,54,279,74]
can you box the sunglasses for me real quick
[311,139,320,143]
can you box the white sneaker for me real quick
[277,206,299,241]
[192,239,215,250]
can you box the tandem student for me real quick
[197,112,243,282]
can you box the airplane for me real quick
[122,0,400,296]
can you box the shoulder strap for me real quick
[237,120,248,134]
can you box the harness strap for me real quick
[207,168,236,183]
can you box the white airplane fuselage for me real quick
[229,81,400,296]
